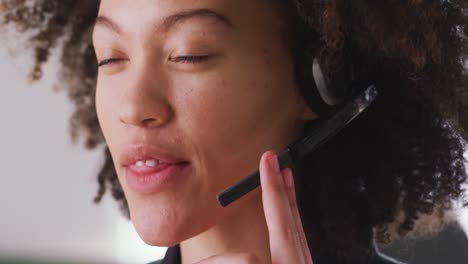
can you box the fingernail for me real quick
[284,168,294,189]
[268,153,280,174]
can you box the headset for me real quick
[216,54,378,208]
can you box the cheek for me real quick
[173,68,296,190]
[95,83,107,133]
[95,87,109,141]
[184,70,294,144]
[95,80,119,142]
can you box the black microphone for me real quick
[216,83,378,208]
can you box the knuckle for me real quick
[276,229,292,245]
[287,193,297,207]
[280,228,302,247]
[267,182,284,196]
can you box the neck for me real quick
[179,189,271,264]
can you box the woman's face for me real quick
[93,0,315,246]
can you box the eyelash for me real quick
[97,55,210,67]
[169,55,211,63]
[98,58,124,67]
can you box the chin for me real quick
[128,200,197,246]
[131,207,187,246]
[129,201,223,247]
[136,227,182,247]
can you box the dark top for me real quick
[381,223,468,264]
[147,242,404,264]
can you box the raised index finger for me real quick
[259,151,308,264]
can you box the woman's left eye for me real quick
[169,55,211,63]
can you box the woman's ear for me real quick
[298,96,319,121]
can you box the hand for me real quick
[195,151,313,264]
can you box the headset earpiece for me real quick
[311,55,355,108]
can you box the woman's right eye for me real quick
[98,58,125,67]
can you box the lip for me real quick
[120,144,191,194]
[120,144,189,167]
[125,162,190,194]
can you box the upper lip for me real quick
[120,144,189,167]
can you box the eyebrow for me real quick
[94,8,233,35]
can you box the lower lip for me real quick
[125,162,190,194]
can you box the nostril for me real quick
[142,118,161,128]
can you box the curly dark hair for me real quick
[2,0,468,261]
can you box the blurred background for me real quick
[0,39,467,264]
[0,44,166,263]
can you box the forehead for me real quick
[96,0,284,34]
[98,0,231,19]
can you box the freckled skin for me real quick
[93,0,316,262]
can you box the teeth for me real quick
[135,160,160,167]
[145,160,158,167]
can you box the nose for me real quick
[118,64,173,129]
